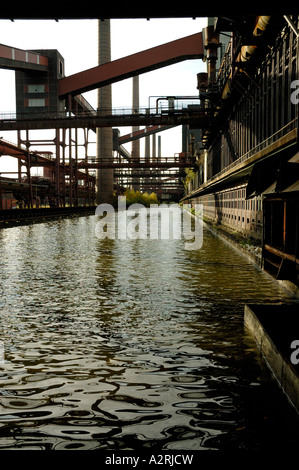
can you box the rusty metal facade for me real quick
[184,16,299,288]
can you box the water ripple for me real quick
[0,215,298,450]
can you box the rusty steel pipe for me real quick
[240,16,271,63]
[221,16,271,100]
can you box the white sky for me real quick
[0,17,207,175]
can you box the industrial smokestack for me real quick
[96,19,114,204]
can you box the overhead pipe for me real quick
[221,16,271,101]
[203,25,220,84]
[155,96,200,113]
[202,16,271,149]
[240,15,271,63]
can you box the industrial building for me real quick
[183,16,299,293]
[0,15,298,292]
[0,9,299,452]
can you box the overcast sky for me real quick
[0,17,207,174]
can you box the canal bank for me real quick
[190,212,299,416]
[201,217,262,268]
[0,206,97,229]
[214,224,299,416]
[201,214,299,298]
[244,304,299,415]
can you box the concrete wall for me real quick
[244,304,299,415]
[191,184,263,243]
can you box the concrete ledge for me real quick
[244,303,299,414]
[202,218,262,267]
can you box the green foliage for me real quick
[122,189,158,207]
[183,168,196,190]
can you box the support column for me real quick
[132,76,140,160]
[74,128,78,206]
[132,75,140,190]
[157,135,161,184]
[96,19,114,205]
[145,112,150,162]
[151,134,157,191]
[62,128,66,207]
[69,127,73,207]
[203,149,208,183]
[157,136,161,160]
[0,177,2,210]
[55,129,60,207]
[17,131,22,183]
[25,130,33,209]
[152,134,156,161]
[84,128,90,206]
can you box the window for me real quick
[28,98,45,107]
[28,84,45,93]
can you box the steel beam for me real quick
[0,111,207,131]
[118,125,177,144]
[75,160,194,169]
[58,32,204,97]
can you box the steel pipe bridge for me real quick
[0,26,208,206]
[0,108,207,131]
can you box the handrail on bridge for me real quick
[0,103,203,122]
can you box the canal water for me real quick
[0,210,298,451]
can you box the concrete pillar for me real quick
[96,19,114,205]
[157,135,161,184]
[145,109,150,162]
[132,76,140,160]
[132,76,140,190]
[152,134,156,161]
[157,136,161,160]
[145,132,150,161]
[55,129,60,207]
[151,134,157,188]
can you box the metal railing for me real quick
[209,118,298,182]
[78,154,195,167]
[0,101,202,122]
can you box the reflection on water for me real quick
[0,213,298,450]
